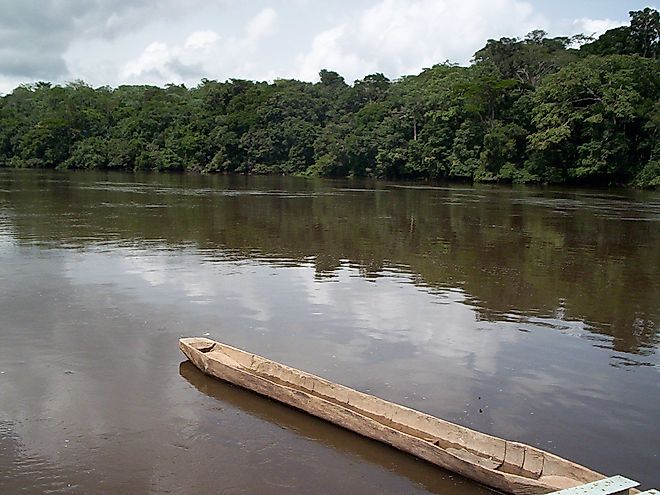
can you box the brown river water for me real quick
[0,170,658,494]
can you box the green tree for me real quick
[581,8,659,59]
[527,55,659,184]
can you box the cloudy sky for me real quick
[0,0,653,93]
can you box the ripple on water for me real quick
[0,422,84,493]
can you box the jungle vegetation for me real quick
[0,8,658,187]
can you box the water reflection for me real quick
[1,170,657,354]
[0,169,658,492]
[178,361,492,495]
[0,421,89,493]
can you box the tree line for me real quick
[1,8,658,187]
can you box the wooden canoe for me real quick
[180,337,605,495]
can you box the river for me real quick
[0,170,658,494]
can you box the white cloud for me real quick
[0,0,206,83]
[294,0,543,82]
[0,1,640,92]
[0,75,25,95]
[572,17,626,38]
[296,25,375,83]
[246,7,278,42]
[119,8,279,85]
[121,42,174,81]
[184,30,221,50]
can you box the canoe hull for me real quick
[180,337,605,495]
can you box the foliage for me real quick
[0,9,658,187]
[581,8,659,59]
[527,55,659,184]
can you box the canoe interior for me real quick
[180,337,605,494]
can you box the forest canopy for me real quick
[1,8,658,187]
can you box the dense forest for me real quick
[0,8,658,187]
